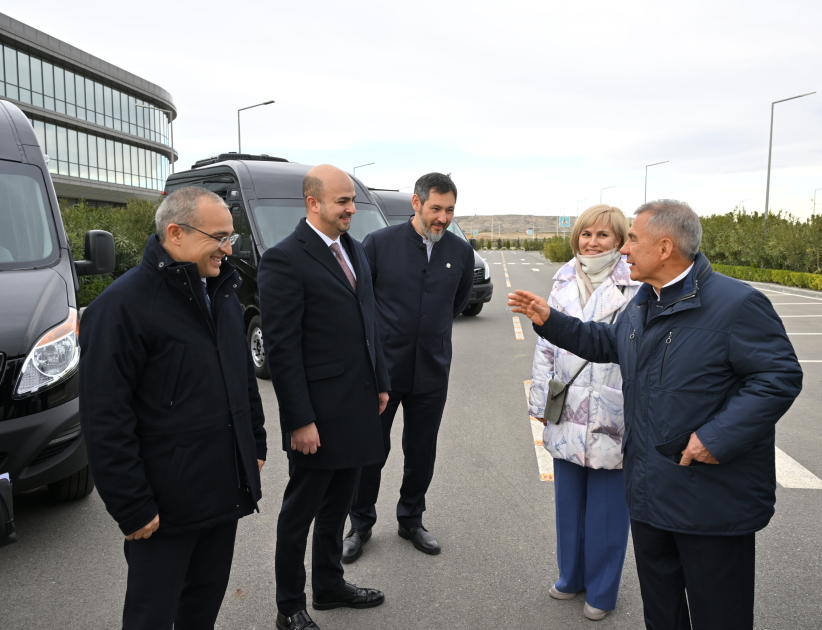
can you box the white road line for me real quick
[494,262,502,265]
[757,287,822,302]
[799,360,822,363]
[536,263,545,265]
[531,268,540,271]
[512,316,525,340]
[770,303,822,305]
[524,380,554,481]
[788,332,822,335]
[775,447,822,489]
[778,315,822,318]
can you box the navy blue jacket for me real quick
[79,235,267,537]
[258,218,391,470]
[534,254,802,535]
[363,219,474,393]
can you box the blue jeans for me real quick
[553,458,631,610]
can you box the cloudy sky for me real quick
[12,1,822,219]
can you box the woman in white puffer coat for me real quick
[528,204,639,621]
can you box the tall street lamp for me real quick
[135,104,176,174]
[576,198,588,217]
[645,161,669,203]
[353,163,374,179]
[764,92,815,232]
[600,186,616,203]
[738,198,751,212]
[814,188,822,215]
[238,100,275,153]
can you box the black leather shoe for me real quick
[276,610,320,630]
[312,581,385,610]
[341,527,372,564]
[398,524,441,555]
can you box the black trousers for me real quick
[349,388,447,530]
[631,519,755,630]
[122,520,238,630]
[275,462,359,616]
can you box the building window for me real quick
[0,43,171,148]
[28,116,169,192]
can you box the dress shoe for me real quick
[276,610,320,630]
[312,581,385,610]
[341,527,371,564]
[583,602,609,620]
[549,583,578,600]
[397,523,441,555]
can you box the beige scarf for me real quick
[574,248,621,306]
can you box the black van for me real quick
[368,189,493,316]
[163,153,390,379]
[0,100,115,501]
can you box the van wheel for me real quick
[462,303,483,316]
[248,316,270,379]
[48,465,95,501]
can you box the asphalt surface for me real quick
[2,250,821,629]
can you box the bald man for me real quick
[258,165,390,630]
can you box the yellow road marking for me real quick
[512,316,524,340]
[524,380,554,481]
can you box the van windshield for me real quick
[448,221,469,241]
[250,199,388,248]
[0,161,57,270]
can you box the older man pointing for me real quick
[509,200,802,630]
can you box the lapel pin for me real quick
[446,263,451,268]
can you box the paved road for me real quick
[2,251,821,629]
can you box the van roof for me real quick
[0,100,43,163]
[192,153,288,169]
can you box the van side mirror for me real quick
[75,230,115,276]
[470,238,477,249]
[231,234,251,260]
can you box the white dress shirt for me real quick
[306,219,357,280]
[653,263,694,300]
[421,234,435,262]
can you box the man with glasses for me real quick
[79,187,267,630]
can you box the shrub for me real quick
[60,199,159,306]
[543,235,573,263]
[505,239,511,249]
[713,264,822,291]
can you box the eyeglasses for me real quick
[178,223,240,249]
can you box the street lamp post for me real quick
[814,188,822,215]
[135,104,175,174]
[600,186,616,203]
[738,198,751,212]
[238,100,275,153]
[764,92,815,233]
[353,163,375,179]
[645,161,669,203]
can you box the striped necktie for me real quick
[329,242,357,291]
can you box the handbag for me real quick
[0,473,16,548]
[544,303,621,426]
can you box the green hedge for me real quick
[713,264,822,291]
[60,199,159,306]
[543,235,573,263]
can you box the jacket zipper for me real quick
[659,331,672,383]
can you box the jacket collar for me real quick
[404,217,427,250]
[296,218,362,297]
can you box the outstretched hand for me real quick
[508,290,551,326]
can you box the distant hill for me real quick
[454,215,578,238]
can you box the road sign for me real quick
[526,228,534,236]
[473,230,478,236]
[559,216,571,228]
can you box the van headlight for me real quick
[14,309,80,398]
[483,258,490,280]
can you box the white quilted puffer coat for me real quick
[528,258,640,469]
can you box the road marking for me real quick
[532,268,540,271]
[778,315,822,318]
[799,360,822,363]
[775,447,822,489]
[758,287,822,302]
[512,316,525,340]
[788,332,822,335]
[770,302,822,305]
[536,263,545,265]
[524,380,554,481]
[494,262,502,265]
[506,280,511,287]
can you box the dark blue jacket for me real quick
[79,235,267,537]
[363,219,474,393]
[534,254,802,535]
[258,218,391,470]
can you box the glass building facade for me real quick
[0,27,175,199]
